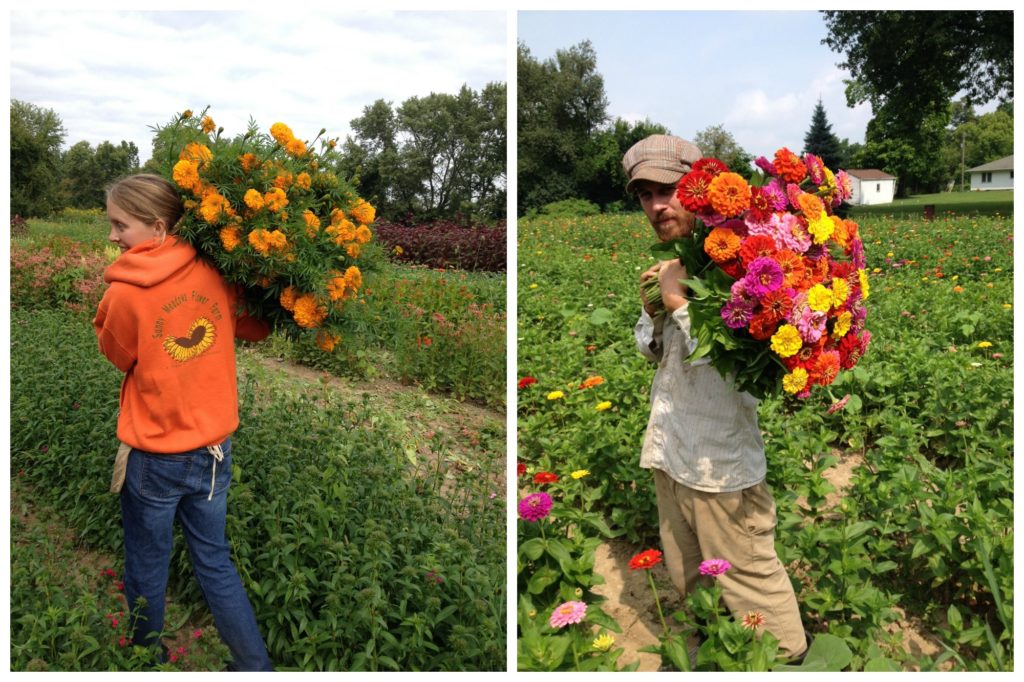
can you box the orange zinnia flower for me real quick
[578,375,605,390]
[707,172,750,217]
[773,147,807,184]
[704,226,742,263]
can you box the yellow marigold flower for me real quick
[355,225,373,244]
[579,376,604,390]
[285,138,307,157]
[797,193,824,222]
[295,172,312,190]
[280,286,298,312]
[770,324,802,358]
[832,310,852,338]
[172,159,200,192]
[595,401,612,412]
[316,331,341,353]
[219,226,242,252]
[592,633,615,652]
[1002,303,1012,310]
[349,198,377,225]
[570,469,590,480]
[831,277,850,307]
[807,215,834,245]
[345,244,362,259]
[199,190,230,224]
[707,171,750,218]
[270,122,295,145]
[344,266,363,290]
[977,341,993,349]
[201,115,216,133]
[547,390,564,401]
[293,294,327,329]
[858,269,870,300]
[243,189,264,211]
[263,187,288,212]
[782,367,808,394]
[807,283,833,313]
[302,209,321,230]
[181,109,193,119]
[180,142,213,168]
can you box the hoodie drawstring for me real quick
[207,444,224,501]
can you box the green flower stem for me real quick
[647,570,669,638]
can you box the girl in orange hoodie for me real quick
[94,174,272,671]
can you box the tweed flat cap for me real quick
[622,134,702,194]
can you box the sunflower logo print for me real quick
[162,317,216,362]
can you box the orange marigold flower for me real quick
[295,172,312,190]
[355,225,373,244]
[292,294,327,329]
[707,172,750,217]
[199,190,230,224]
[302,210,321,230]
[349,198,376,225]
[346,243,362,259]
[273,171,294,190]
[172,159,200,192]
[219,226,241,252]
[280,286,298,311]
[263,187,288,212]
[773,147,807,184]
[180,142,213,168]
[344,265,363,290]
[239,152,259,173]
[285,138,307,157]
[326,271,350,302]
[316,331,341,353]
[704,226,742,263]
[270,122,295,145]
[578,375,605,390]
[243,189,264,211]
[201,115,216,134]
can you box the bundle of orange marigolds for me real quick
[154,106,376,352]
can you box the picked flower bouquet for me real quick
[645,148,871,399]
[150,107,376,352]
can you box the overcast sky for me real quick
[518,10,879,157]
[10,10,507,164]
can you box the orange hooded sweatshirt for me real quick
[93,236,270,453]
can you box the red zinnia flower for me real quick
[747,311,779,341]
[676,170,713,213]
[692,157,729,176]
[739,235,778,266]
[759,289,794,325]
[533,471,559,484]
[518,376,537,389]
[747,185,774,224]
[628,549,664,570]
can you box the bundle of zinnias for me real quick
[152,107,376,352]
[646,148,871,399]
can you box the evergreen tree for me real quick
[802,99,844,171]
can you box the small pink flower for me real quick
[827,394,851,414]
[699,558,732,577]
[192,629,203,639]
[742,611,766,630]
[549,601,587,629]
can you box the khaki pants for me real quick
[653,469,807,658]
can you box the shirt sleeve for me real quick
[635,308,666,363]
[93,292,138,373]
[667,304,698,361]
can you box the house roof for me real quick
[967,155,1013,173]
[845,169,897,181]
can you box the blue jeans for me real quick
[120,439,272,671]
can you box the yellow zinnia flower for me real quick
[831,277,850,307]
[782,367,808,394]
[807,284,833,313]
[858,269,870,299]
[546,391,564,401]
[770,324,802,358]
[977,341,993,349]
[595,401,612,412]
[570,469,590,480]
[592,633,615,652]
[832,311,852,338]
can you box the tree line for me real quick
[10,81,506,222]
[518,10,1012,214]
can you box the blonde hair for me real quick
[106,174,184,234]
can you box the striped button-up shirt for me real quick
[635,306,766,492]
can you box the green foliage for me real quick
[518,209,1013,670]
[10,307,505,671]
[10,99,66,217]
[803,99,844,171]
[693,124,753,179]
[61,139,141,208]
[537,199,601,218]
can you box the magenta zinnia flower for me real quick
[699,558,732,577]
[518,492,553,522]
[549,600,587,628]
[721,300,755,329]
[754,155,776,176]
[743,257,785,298]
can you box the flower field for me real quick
[9,215,506,671]
[517,210,1013,671]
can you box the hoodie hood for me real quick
[104,235,198,288]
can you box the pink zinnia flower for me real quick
[549,600,587,629]
[742,611,766,630]
[835,170,852,201]
[773,212,811,254]
[743,257,785,298]
[804,154,826,185]
[754,156,776,176]
[518,492,553,522]
[827,394,851,414]
[795,305,827,344]
[699,558,732,577]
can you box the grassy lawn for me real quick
[849,189,1012,218]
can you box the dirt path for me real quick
[589,451,946,671]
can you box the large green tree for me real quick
[62,139,140,208]
[10,99,66,217]
[802,99,844,171]
[693,125,753,179]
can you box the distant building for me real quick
[967,155,1013,191]
[845,169,897,205]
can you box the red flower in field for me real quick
[116,581,125,592]
[518,376,537,389]
[628,549,663,571]
[517,462,527,477]
[118,636,130,647]
[533,471,559,485]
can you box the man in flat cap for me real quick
[624,134,808,664]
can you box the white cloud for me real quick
[10,10,506,163]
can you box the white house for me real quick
[967,155,1013,191]
[845,169,897,205]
